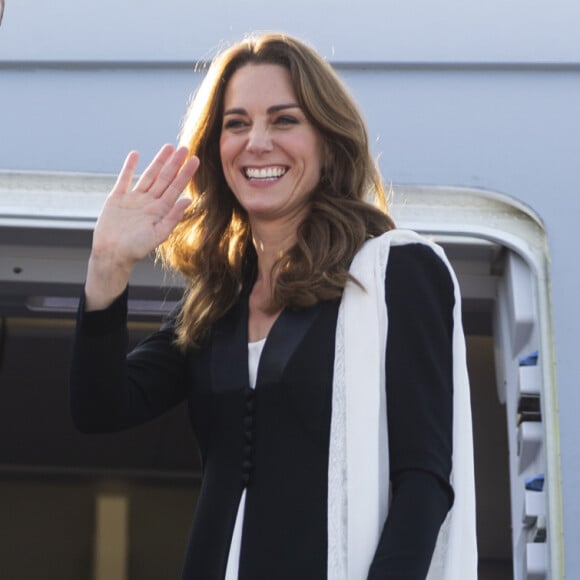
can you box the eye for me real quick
[223,118,248,131]
[274,115,299,126]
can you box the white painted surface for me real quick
[1,0,579,63]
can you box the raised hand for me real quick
[85,145,199,310]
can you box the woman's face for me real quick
[219,64,323,226]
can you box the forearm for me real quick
[69,289,189,433]
[367,471,451,579]
[69,289,136,432]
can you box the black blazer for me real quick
[70,244,455,580]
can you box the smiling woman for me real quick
[69,32,477,580]
[162,34,394,350]
[219,65,323,234]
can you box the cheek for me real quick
[220,147,241,197]
[219,139,235,178]
[218,137,228,166]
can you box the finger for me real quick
[134,144,176,192]
[155,198,193,243]
[111,151,139,197]
[158,154,200,206]
[148,146,192,199]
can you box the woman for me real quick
[70,33,476,579]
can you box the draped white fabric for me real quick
[328,229,478,579]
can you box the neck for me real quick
[250,212,304,283]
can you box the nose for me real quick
[246,124,273,154]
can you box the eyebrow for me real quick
[223,103,301,116]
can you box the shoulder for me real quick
[386,242,455,313]
[388,242,453,282]
[359,230,453,284]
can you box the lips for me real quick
[244,166,288,180]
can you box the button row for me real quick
[242,388,255,487]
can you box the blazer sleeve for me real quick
[368,243,455,580]
[69,287,189,433]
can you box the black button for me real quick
[243,444,253,457]
[243,415,254,429]
[242,459,253,473]
[241,473,250,486]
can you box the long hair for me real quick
[159,32,395,348]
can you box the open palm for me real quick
[92,144,200,267]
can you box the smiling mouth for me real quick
[244,166,288,180]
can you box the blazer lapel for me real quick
[211,296,250,393]
[257,304,322,386]
[210,287,324,392]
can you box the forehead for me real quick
[223,64,297,109]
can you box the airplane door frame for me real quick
[392,185,562,580]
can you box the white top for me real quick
[224,338,266,580]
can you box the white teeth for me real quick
[245,166,286,179]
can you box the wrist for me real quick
[84,253,133,311]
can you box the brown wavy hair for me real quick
[159,32,395,348]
